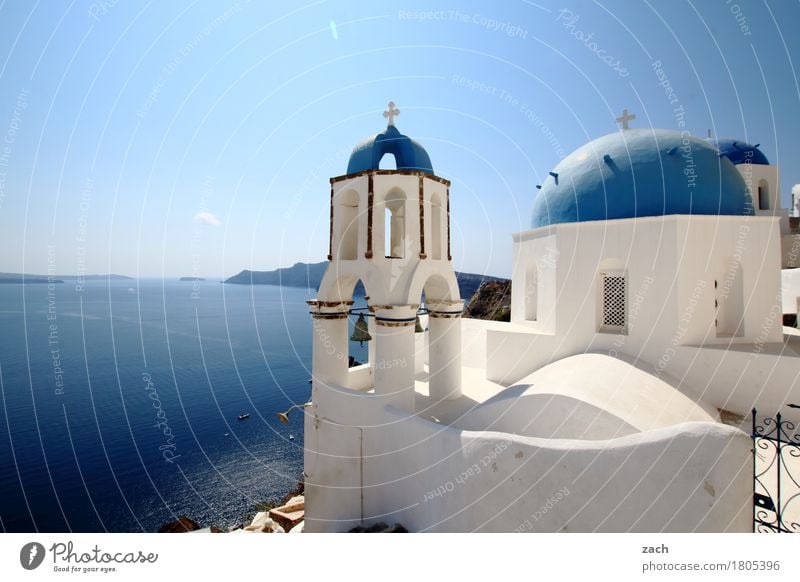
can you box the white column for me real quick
[373,305,417,412]
[428,300,464,401]
[309,302,350,389]
[414,315,427,375]
[367,315,376,365]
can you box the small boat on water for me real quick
[237,414,250,420]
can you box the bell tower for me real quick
[308,103,463,413]
[712,138,780,214]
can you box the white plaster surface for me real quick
[304,379,752,533]
[493,215,796,418]
[454,354,718,439]
[783,268,800,314]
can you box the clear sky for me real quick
[1,0,798,278]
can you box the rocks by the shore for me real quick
[235,511,285,533]
[268,495,305,531]
[157,481,306,533]
[157,498,409,533]
[157,516,201,533]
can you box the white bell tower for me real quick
[715,139,781,214]
[308,103,463,413]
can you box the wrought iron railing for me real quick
[752,408,800,533]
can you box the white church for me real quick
[302,103,800,532]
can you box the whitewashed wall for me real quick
[304,382,751,532]
[783,268,800,314]
[488,215,791,418]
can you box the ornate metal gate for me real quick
[752,408,800,533]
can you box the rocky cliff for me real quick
[223,261,504,309]
[463,279,511,321]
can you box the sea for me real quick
[0,278,367,532]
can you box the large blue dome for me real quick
[709,138,769,165]
[347,125,433,175]
[531,129,752,229]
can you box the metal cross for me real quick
[383,101,400,126]
[616,108,636,130]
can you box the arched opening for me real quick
[715,257,744,338]
[430,192,443,260]
[336,189,359,260]
[384,189,406,259]
[347,278,371,370]
[421,273,455,304]
[315,274,374,391]
[757,179,770,211]
[379,152,397,170]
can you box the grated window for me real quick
[601,273,626,331]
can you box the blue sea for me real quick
[0,279,367,532]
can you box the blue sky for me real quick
[0,0,798,278]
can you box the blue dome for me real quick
[531,129,753,229]
[347,125,433,175]
[710,138,769,165]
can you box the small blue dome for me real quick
[347,125,433,175]
[710,138,769,165]
[531,129,752,229]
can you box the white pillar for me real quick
[309,302,350,389]
[428,300,464,401]
[367,315,376,365]
[373,305,416,412]
[414,315,427,375]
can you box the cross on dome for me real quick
[383,101,400,126]
[616,108,636,130]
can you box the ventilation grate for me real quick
[602,274,626,330]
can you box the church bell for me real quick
[350,313,372,345]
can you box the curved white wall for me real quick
[457,354,717,440]
[304,383,751,533]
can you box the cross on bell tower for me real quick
[616,108,636,130]
[383,101,400,126]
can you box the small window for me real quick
[379,153,397,170]
[337,189,359,260]
[384,189,406,259]
[600,271,627,333]
[430,193,443,260]
[758,180,769,211]
[715,259,744,338]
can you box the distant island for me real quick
[179,277,206,282]
[0,273,133,284]
[223,261,507,309]
[223,262,328,288]
[64,274,134,281]
[0,273,62,284]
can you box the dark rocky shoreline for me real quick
[157,481,305,533]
